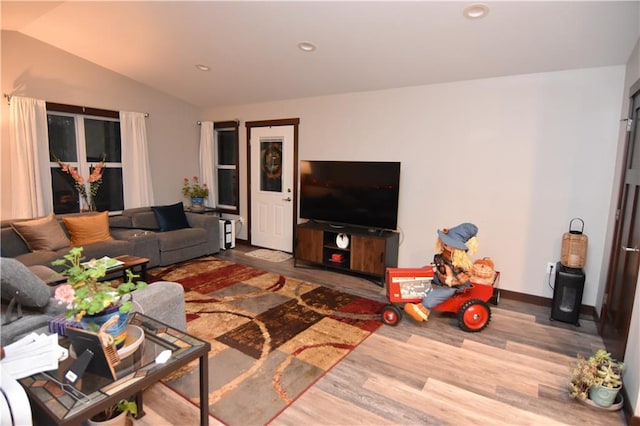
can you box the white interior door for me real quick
[250,125,294,252]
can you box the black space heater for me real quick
[550,262,585,326]
[550,218,588,326]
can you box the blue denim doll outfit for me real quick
[421,274,458,309]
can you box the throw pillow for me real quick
[63,211,114,245]
[0,258,51,308]
[11,213,71,251]
[151,202,191,232]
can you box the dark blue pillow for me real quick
[151,202,191,232]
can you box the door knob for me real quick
[621,245,640,252]
[283,197,292,202]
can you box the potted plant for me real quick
[182,176,208,210]
[569,349,624,408]
[88,399,137,426]
[52,247,147,346]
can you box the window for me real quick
[214,121,240,213]
[47,104,124,214]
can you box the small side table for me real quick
[184,206,221,216]
[19,313,211,426]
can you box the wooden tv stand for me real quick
[294,221,399,284]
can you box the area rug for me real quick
[244,248,293,262]
[147,256,384,425]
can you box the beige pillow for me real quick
[63,211,114,246]
[11,213,71,251]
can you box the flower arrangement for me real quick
[182,176,209,198]
[54,155,105,211]
[52,247,147,322]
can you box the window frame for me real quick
[47,103,124,214]
[214,120,240,214]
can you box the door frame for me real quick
[245,118,300,249]
[599,78,640,359]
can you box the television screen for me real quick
[299,160,401,230]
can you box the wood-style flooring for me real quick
[132,244,627,425]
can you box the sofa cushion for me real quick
[11,213,71,252]
[0,258,51,308]
[63,211,114,245]
[130,211,160,230]
[151,202,191,232]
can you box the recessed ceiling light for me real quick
[195,64,210,71]
[297,41,316,52]
[463,3,489,19]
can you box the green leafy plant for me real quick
[52,247,147,321]
[182,176,209,198]
[568,349,624,400]
[90,399,138,422]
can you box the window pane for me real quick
[84,118,121,162]
[51,168,80,214]
[48,115,77,162]
[217,169,237,207]
[93,168,124,211]
[260,140,282,192]
[218,130,237,165]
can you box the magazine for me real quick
[81,256,124,270]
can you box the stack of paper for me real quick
[1,333,65,379]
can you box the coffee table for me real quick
[111,255,150,281]
[18,313,211,426]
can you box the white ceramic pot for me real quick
[87,409,127,426]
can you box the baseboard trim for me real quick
[499,289,597,319]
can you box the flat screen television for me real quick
[299,160,401,230]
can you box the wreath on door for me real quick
[261,142,282,180]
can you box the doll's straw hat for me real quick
[438,223,478,251]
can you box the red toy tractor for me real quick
[381,267,500,332]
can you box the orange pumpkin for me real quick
[472,257,495,279]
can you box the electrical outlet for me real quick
[547,262,556,275]
[238,216,245,224]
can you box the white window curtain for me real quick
[199,121,216,208]
[8,96,52,219]
[120,111,155,208]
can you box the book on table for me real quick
[81,256,124,270]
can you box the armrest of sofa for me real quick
[186,213,220,254]
[131,281,186,331]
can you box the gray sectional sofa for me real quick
[1,204,220,271]
[0,203,220,345]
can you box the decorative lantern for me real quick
[560,218,588,269]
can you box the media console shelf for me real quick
[294,221,399,284]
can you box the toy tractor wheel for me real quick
[381,304,402,326]
[458,299,491,332]
[490,288,500,305]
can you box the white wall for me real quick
[1,30,202,215]
[203,67,624,308]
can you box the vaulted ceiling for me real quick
[2,1,639,108]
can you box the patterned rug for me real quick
[147,256,384,425]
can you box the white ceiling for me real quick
[2,1,639,108]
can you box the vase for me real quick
[588,384,622,407]
[191,197,204,210]
[81,305,129,349]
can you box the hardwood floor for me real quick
[134,245,627,425]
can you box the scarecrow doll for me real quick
[404,222,478,322]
